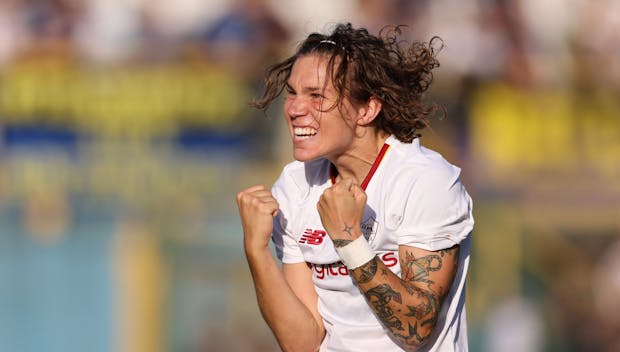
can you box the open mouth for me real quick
[293,127,318,138]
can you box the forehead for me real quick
[289,54,334,88]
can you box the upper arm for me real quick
[283,262,325,334]
[398,244,460,302]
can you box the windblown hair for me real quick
[250,23,443,142]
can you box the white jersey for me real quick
[271,135,474,352]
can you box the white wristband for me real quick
[335,236,375,269]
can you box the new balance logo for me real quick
[299,229,326,245]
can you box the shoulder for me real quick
[385,136,462,191]
[383,138,474,246]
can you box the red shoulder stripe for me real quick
[360,143,390,190]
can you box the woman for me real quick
[236,23,474,351]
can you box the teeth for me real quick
[294,127,317,136]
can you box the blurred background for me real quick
[0,0,618,351]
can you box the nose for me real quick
[285,95,308,120]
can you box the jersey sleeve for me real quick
[388,164,474,251]
[271,172,305,264]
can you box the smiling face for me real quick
[284,54,361,162]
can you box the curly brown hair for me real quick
[250,23,443,142]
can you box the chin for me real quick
[292,150,321,162]
[293,155,316,162]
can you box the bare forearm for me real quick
[245,248,324,351]
[351,256,443,350]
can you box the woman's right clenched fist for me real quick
[236,185,280,252]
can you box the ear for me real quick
[356,97,382,126]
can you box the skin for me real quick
[237,53,459,351]
[238,184,325,352]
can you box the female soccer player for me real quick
[236,23,474,351]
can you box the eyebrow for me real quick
[285,82,326,94]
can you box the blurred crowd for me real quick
[0,0,618,84]
[0,1,619,351]
[4,0,619,172]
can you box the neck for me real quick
[330,131,389,185]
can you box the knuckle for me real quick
[236,191,245,202]
[240,194,257,208]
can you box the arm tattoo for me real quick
[402,252,442,288]
[392,288,440,345]
[367,281,441,346]
[352,256,378,284]
[358,245,460,348]
[364,284,403,331]
[342,224,354,237]
[332,239,353,248]
[400,284,440,323]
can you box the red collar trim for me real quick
[329,143,390,191]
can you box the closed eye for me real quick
[285,84,296,96]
